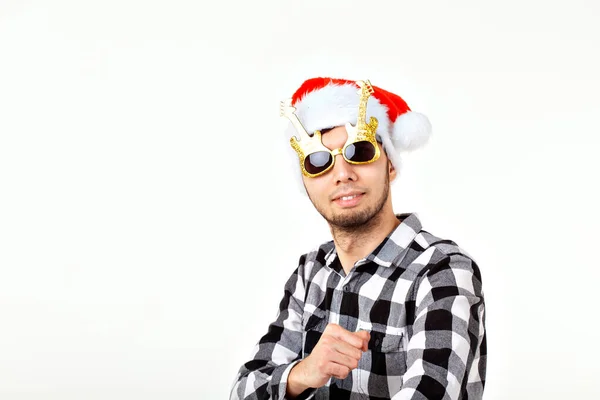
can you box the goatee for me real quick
[310,168,390,232]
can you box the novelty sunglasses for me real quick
[280,80,380,178]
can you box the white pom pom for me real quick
[392,111,432,151]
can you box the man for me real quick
[229,77,486,399]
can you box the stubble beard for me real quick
[309,168,391,233]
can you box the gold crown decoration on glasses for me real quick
[280,79,380,177]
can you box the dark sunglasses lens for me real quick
[345,141,376,162]
[305,151,333,175]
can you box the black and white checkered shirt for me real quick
[230,213,486,399]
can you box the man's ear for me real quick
[388,159,397,181]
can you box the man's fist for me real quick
[286,323,370,397]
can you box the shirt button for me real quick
[375,338,381,346]
[343,285,350,292]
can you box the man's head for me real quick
[301,125,396,229]
[281,77,432,227]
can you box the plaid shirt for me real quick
[230,213,486,399]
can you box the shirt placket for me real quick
[333,262,368,395]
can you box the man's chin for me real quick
[327,209,374,229]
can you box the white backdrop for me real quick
[1,1,599,399]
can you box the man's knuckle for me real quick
[340,366,350,378]
[317,358,328,371]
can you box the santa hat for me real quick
[282,77,432,193]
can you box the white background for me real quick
[1,1,599,399]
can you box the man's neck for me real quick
[331,211,401,276]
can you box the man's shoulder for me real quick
[296,239,335,266]
[292,239,335,281]
[394,225,481,286]
[414,228,477,263]
[411,228,484,292]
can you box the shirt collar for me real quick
[323,212,423,270]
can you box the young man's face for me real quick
[302,125,396,229]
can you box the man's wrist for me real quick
[286,360,310,399]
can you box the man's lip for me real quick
[331,191,365,201]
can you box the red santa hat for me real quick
[282,77,432,192]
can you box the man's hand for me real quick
[286,324,370,397]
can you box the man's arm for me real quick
[395,253,486,400]
[229,260,314,400]
[229,256,370,400]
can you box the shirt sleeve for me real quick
[229,257,317,400]
[394,253,486,400]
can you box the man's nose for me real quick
[331,152,357,183]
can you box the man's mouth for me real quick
[332,192,365,208]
